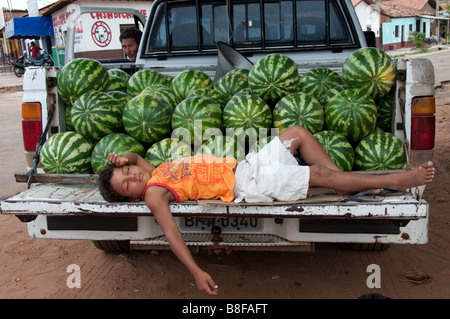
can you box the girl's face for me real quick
[109,165,151,201]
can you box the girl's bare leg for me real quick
[278,125,340,171]
[309,161,435,194]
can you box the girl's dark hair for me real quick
[98,164,130,202]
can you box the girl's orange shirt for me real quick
[142,154,237,202]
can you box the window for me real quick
[145,0,359,56]
[395,25,399,38]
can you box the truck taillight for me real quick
[22,102,42,152]
[411,97,435,150]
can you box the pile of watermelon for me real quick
[40,47,406,175]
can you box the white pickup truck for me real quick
[0,0,436,254]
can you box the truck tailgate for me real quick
[1,183,427,219]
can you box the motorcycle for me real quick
[11,53,26,77]
[11,51,55,77]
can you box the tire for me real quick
[92,240,131,253]
[13,67,23,77]
[348,243,391,251]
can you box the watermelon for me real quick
[187,88,228,110]
[107,90,132,112]
[223,93,272,139]
[107,75,127,93]
[214,69,249,100]
[342,47,396,99]
[234,87,255,97]
[375,89,395,132]
[91,133,146,173]
[197,135,245,162]
[319,84,348,106]
[313,130,354,171]
[273,92,324,134]
[248,53,299,105]
[40,131,94,174]
[247,134,274,154]
[71,91,123,141]
[107,68,131,82]
[145,138,193,168]
[171,96,222,144]
[126,69,167,96]
[57,58,109,105]
[140,84,179,110]
[298,68,344,101]
[354,131,406,171]
[122,94,173,144]
[171,69,214,101]
[64,104,74,131]
[324,89,377,145]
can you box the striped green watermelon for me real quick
[57,58,109,105]
[107,75,127,93]
[107,68,131,82]
[71,91,123,141]
[162,74,174,86]
[107,90,132,112]
[375,89,395,132]
[223,93,272,139]
[248,53,299,105]
[171,69,214,101]
[214,69,249,100]
[171,96,222,144]
[140,84,179,110]
[65,104,74,131]
[248,133,274,153]
[354,131,406,171]
[298,68,344,101]
[342,48,396,99]
[187,88,228,110]
[313,130,354,171]
[40,131,94,174]
[197,135,245,162]
[145,138,193,168]
[319,84,348,106]
[324,89,377,145]
[126,69,167,96]
[122,94,173,144]
[91,133,145,173]
[235,87,255,97]
[273,92,324,134]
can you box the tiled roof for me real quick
[386,0,437,11]
[39,0,77,16]
[377,1,423,17]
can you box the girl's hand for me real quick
[107,152,129,167]
[194,271,218,296]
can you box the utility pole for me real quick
[436,0,440,42]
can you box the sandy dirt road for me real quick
[0,71,449,301]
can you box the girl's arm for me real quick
[144,185,218,296]
[108,152,155,172]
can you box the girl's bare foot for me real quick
[391,161,435,191]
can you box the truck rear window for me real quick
[144,0,359,56]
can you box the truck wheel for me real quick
[348,243,391,251]
[92,240,131,253]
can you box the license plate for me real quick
[181,217,262,231]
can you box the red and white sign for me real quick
[91,21,112,47]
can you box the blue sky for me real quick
[1,0,58,10]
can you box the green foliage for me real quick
[408,31,426,49]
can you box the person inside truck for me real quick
[119,27,142,62]
[98,125,435,296]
